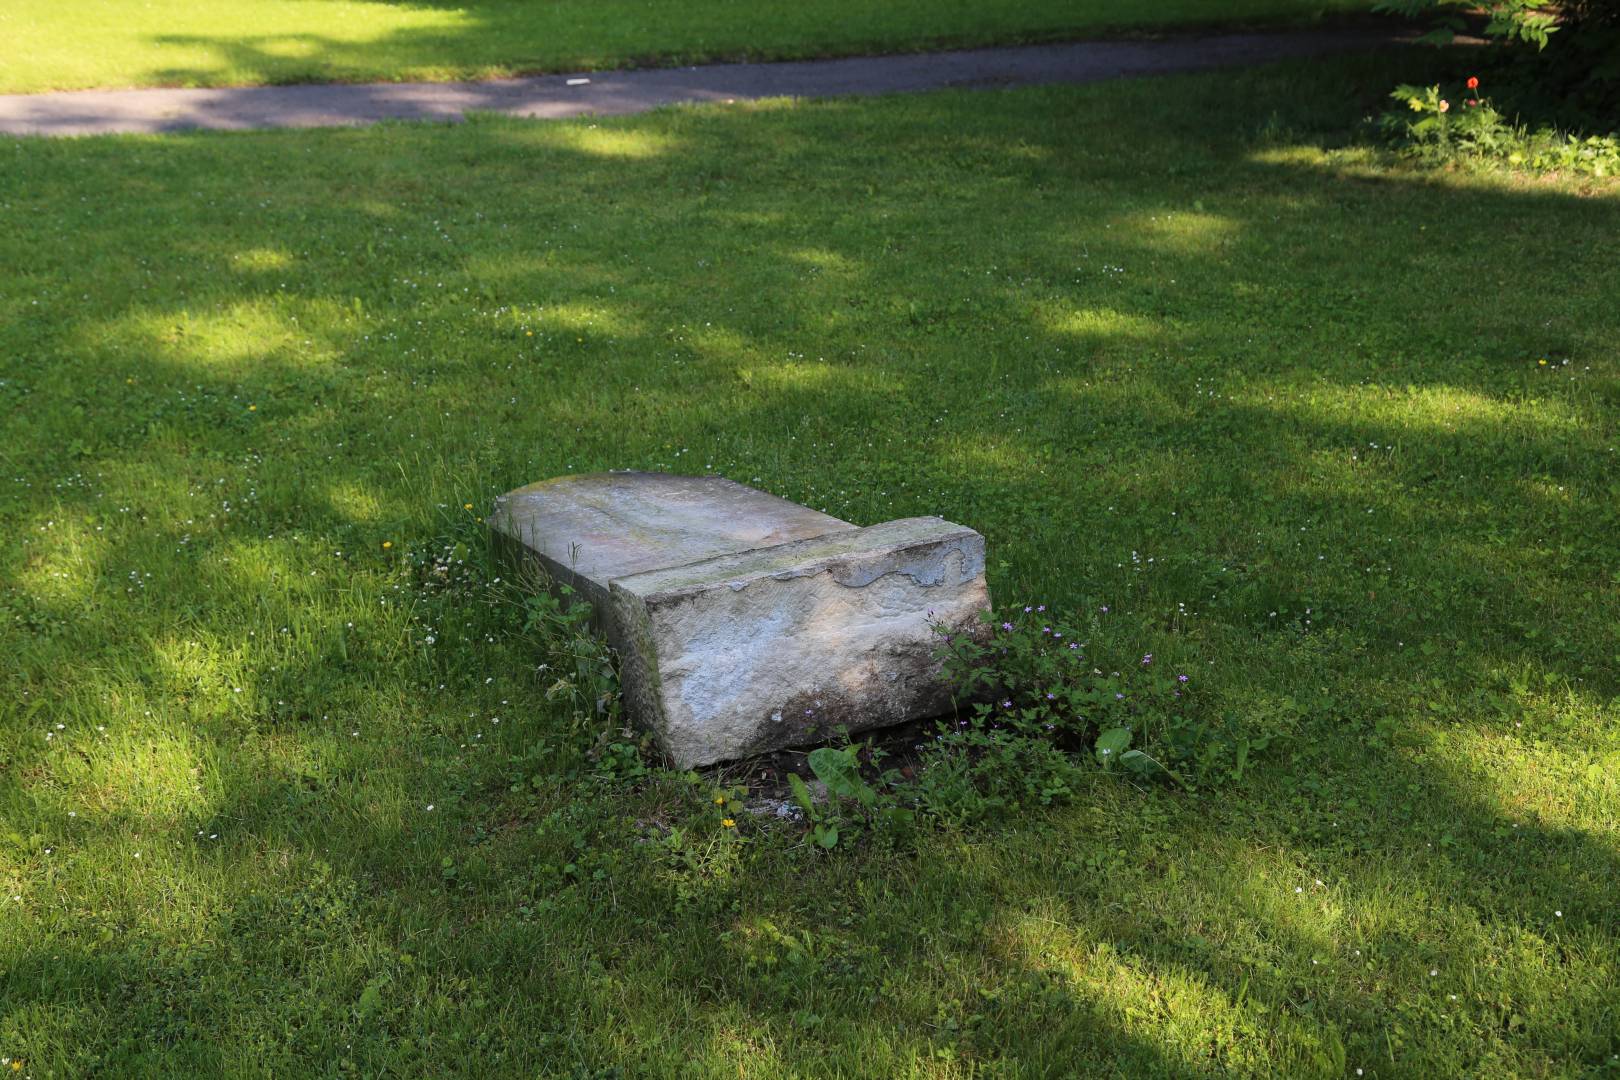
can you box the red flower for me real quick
[1466,76,1480,90]
[1467,98,1479,107]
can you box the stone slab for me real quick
[611,517,988,769]
[488,471,856,616]
[489,472,991,768]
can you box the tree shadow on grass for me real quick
[134,1,1108,93]
[1,52,1618,1075]
[124,2,1399,92]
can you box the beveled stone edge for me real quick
[609,516,986,602]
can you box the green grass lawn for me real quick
[2,53,1618,1076]
[0,0,1375,94]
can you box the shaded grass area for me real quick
[2,53,1618,1076]
[0,0,1376,94]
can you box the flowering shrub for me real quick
[1375,0,1620,173]
[1382,77,1620,176]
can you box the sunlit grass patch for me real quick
[543,126,682,161]
[228,247,295,273]
[1120,210,1242,255]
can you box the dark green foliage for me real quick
[1376,0,1620,162]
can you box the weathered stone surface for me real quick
[489,472,990,768]
[488,472,855,617]
[612,516,989,768]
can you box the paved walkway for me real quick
[0,30,1405,138]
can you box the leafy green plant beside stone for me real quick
[787,745,916,849]
[518,584,635,776]
[928,605,1260,801]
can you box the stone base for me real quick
[489,473,990,768]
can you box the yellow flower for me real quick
[248,404,257,411]
[464,503,474,510]
[713,795,725,805]
[1539,359,1548,366]
[382,541,393,549]
[721,818,736,828]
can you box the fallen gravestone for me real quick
[489,472,990,768]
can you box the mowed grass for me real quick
[2,55,1619,1076]
[0,0,1374,94]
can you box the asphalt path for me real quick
[0,30,1407,137]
